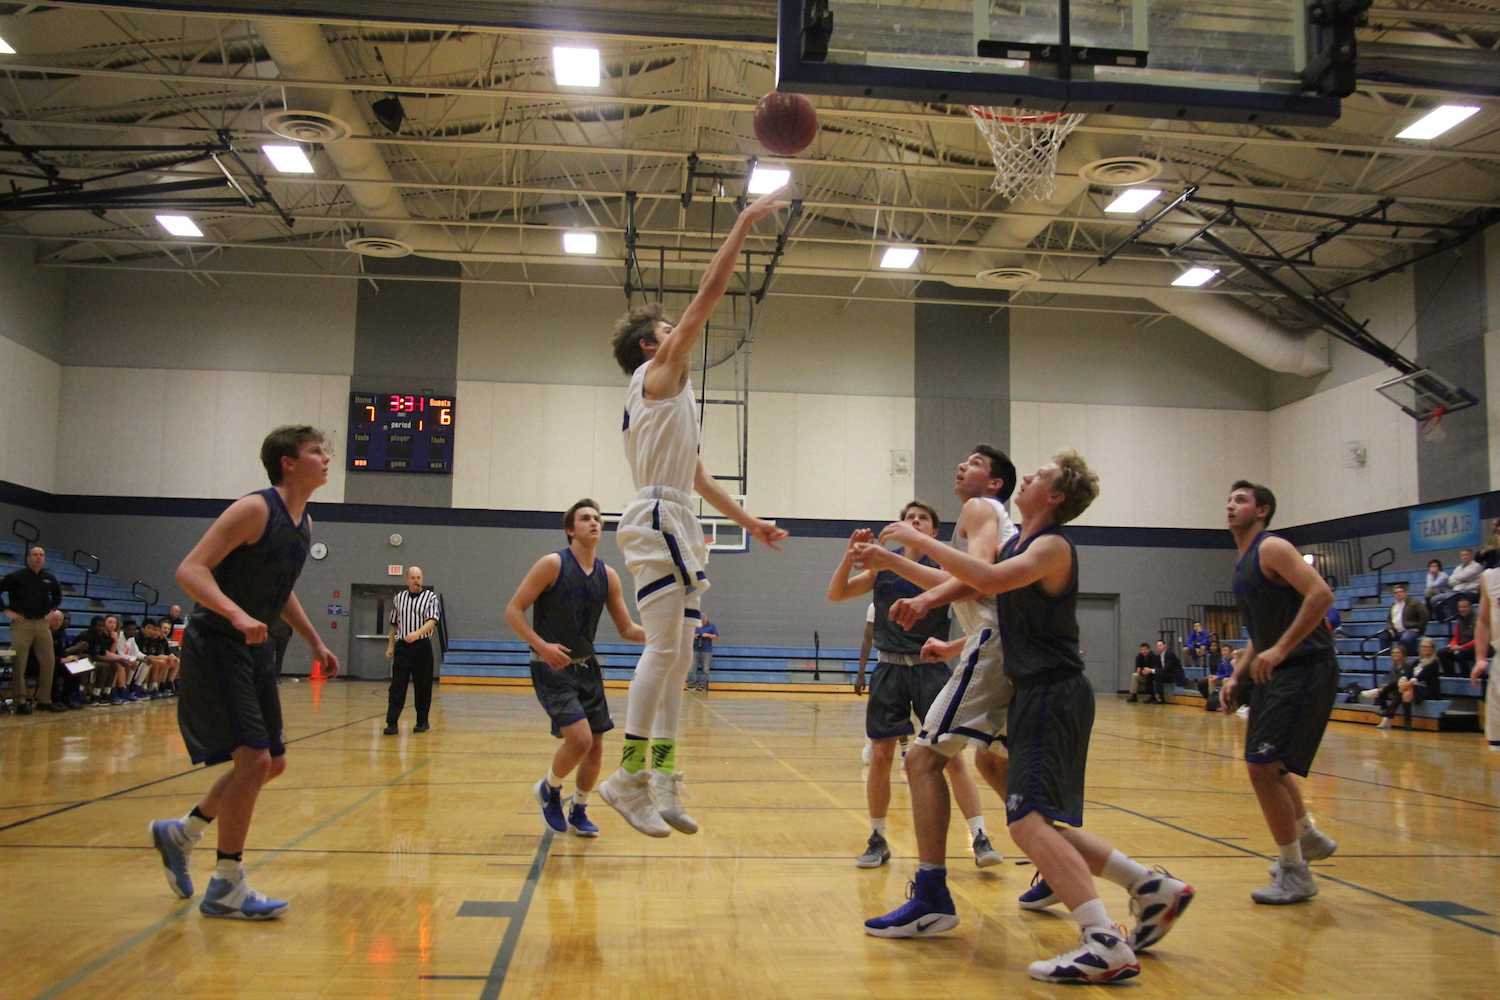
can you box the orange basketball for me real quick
[753,92,819,156]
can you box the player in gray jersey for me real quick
[1220,480,1341,906]
[506,499,645,837]
[148,426,340,920]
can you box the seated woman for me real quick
[1376,637,1440,730]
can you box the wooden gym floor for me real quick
[2,681,1497,999]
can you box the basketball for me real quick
[753,91,818,155]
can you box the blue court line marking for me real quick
[0,712,386,834]
[458,900,522,918]
[1091,797,1500,940]
[478,828,555,1000]
[29,759,429,1000]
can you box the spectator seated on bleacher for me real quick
[1434,549,1482,622]
[1439,597,1476,678]
[1127,641,1160,703]
[1380,582,1427,657]
[34,610,85,710]
[1373,640,1440,730]
[1423,558,1449,615]
[1185,622,1211,668]
[1197,642,1234,709]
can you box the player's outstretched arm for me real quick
[605,566,647,644]
[645,186,789,399]
[281,591,339,677]
[504,554,572,669]
[828,529,877,602]
[880,520,1064,599]
[176,494,271,645]
[695,460,788,551]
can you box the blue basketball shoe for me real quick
[199,876,288,920]
[148,819,195,899]
[863,868,959,938]
[536,779,567,833]
[1019,871,1061,910]
[567,801,600,837]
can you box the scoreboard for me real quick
[347,392,455,474]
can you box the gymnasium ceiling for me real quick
[1,0,1499,323]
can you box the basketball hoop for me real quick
[1419,404,1447,442]
[968,105,1084,202]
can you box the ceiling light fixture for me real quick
[553,46,601,88]
[1396,105,1480,140]
[260,143,315,174]
[1103,187,1162,214]
[747,165,791,194]
[880,247,920,270]
[156,215,204,238]
[563,231,598,255]
[1171,266,1218,288]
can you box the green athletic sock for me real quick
[650,739,677,774]
[620,735,648,774]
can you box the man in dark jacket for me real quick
[1380,583,1428,657]
[1,545,65,713]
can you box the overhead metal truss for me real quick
[1098,186,1494,413]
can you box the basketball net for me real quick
[1419,404,1447,442]
[969,106,1085,202]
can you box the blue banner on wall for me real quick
[1409,499,1482,553]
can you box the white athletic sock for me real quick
[871,817,887,836]
[1278,840,1304,868]
[966,814,986,838]
[1295,815,1315,837]
[623,597,689,736]
[573,789,590,805]
[214,858,243,881]
[546,769,564,790]
[181,811,210,840]
[1069,898,1112,931]
[1101,849,1152,892]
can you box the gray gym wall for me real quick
[1415,238,1490,502]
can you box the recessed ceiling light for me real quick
[1171,266,1218,288]
[0,36,15,55]
[553,46,601,88]
[1103,187,1162,214]
[1396,105,1480,141]
[261,143,315,174]
[880,246,920,270]
[747,165,791,195]
[156,214,204,238]
[563,231,598,255]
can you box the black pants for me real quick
[1438,645,1473,677]
[272,630,292,679]
[387,640,434,726]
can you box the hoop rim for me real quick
[968,105,1071,125]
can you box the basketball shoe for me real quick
[972,831,1003,867]
[535,779,567,833]
[199,873,288,920]
[1018,872,1061,910]
[1028,924,1140,984]
[598,768,670,837]
[856,832,891,868]
[1127,868,1195,951]
[649,771,698,834]
[148,819,196,899]
[1252,860,1317,904]
[864,869,958,938]
[566,801,599,837]
[1300,825,1338,862]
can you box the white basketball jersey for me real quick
[1484,566,1500,649]
[951,497,1018,635]
[623,361,699,494]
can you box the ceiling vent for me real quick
[264,109,353,144]
[345,236,413,258]
[1078,156,1162,186]
[975,266,1041,288]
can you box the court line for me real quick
[0,711,386,835]
[477,828,554,1000]
[1091,797,1500,940]
[1093,727,1500,811]
[29,758,430,1000]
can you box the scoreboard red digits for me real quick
[348,392,456,474]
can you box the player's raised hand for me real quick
[750,519,789,551]
[879,521,923,552]
[851,542,895,572]
[741,184,790,224]
[845,527,874,555]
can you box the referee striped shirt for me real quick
[390,587,440,639]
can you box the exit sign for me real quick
[387,564,403,576]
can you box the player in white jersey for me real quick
[1472,560,1500,751]
[598,186,791,837]
[852,447,1019,925]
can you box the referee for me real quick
[384,565,440,735]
